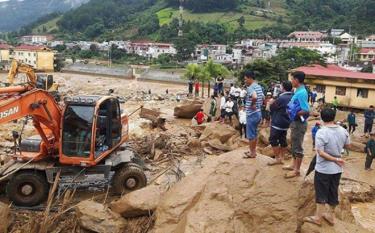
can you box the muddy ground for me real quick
[0,72,374,232]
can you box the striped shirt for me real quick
[246,82,264,116]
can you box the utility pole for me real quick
[178,0,184,37]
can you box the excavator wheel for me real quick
[112,163,147,195]
[6,170,49,207]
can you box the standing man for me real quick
[217,76,224,94]
[267,81,293,166]
[209,95,217,121]
[311,89,318,106]
[347,110,357,134]
[365,133,375,171]
[364,105,375,138]
[332,96,339,112]
[188,79,193,96]
[243,70,264,159]
[284,71,310,178]
[303,108,350,226]
[194,81,200,98]
[219,93,226,123]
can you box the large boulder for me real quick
[154,150,301,233]
[76,200,127,233]
[174,100,203,119]
[340,178,375,202]
[258,127,270,145]
[349,141,366,153]
[110,185,162,218]
[199,122,238,144]
[0,202,10,233]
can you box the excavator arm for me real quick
[7,60,37,86]
[0,87,62,161]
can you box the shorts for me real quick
[365,123,373,134]
[220,109,226,118]
[246,111,262,140]
[314,171,341,206]
[290,121,307,158]
[269,127,288,147]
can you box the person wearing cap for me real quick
[365,133,375,171]
[312,122,321,150]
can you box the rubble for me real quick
[154,150,302,233]
[139,107,167,131]
[0,202,10,233]
[110,185,162,218]
[340,178,375,202]
[76,200,127,233]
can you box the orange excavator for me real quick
[0,61,147,206]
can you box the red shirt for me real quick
[195,83,200,91]
[195,111,205,124]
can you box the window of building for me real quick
[335,87,346,96]
[315,85,326,93]
[357,89,369,98]
[28,53,31,56]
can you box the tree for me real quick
[237,16,245,28]
[203,59,230,97]
[237,48,325,87]
[174,37,196,61]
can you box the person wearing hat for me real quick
[312,122,321,150]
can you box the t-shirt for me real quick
[220,96,226,109]
[240,89,247,98]
[364,110,375,124]
[234,88,241,97]
[290,85,309,112]
[347,113,356,125]
[239,110,246,124]
[246,82,264,116]
[225,101,234,113]
[315,125,350,174]
[367,139,375,156]
[195,111,205,124]
[230,86,236,95]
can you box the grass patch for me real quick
[157,7,276,31]
[32,16,62,34]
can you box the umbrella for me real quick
[305,155,317,177]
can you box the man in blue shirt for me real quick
[364,105,374,138]
[243,70,264,158]
[284,71,310,178]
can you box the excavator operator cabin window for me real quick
[62,105,94,157]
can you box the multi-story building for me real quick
[280,42,337,63]
[288,31,326,42]
[10,45,56,71]
[0,44,11,62]
[365,35,375,42]
[291,64,375,109]
[339,33,357,45]
[20,35,54,44]
[195,44,227,61]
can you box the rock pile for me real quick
[199,122,242,152]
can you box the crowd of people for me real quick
[189,69,375,228]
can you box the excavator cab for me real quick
[60,96,124,166]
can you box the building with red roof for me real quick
[291,64,375,109]
[287,31,326,42]
[357,48,375,62]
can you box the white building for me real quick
[127,41,176,58]
[20,35,54,44]
[330,29,345,38]
[339,33,357,44]
[288,31,326,42]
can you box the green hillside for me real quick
[17,0,375,44]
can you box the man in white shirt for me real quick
[229,84,236,98]
[240,88,247,106]
[220,93,226,123]
[225,97,234,124]
[239,106,247,138]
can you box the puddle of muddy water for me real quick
[352,202,375,232]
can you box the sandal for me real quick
[322,213,334,226]
[267,160,284,166]
[282,165,294,171]
[243,151,256,159]
[284,171,300,179]
[303,216,322,226]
